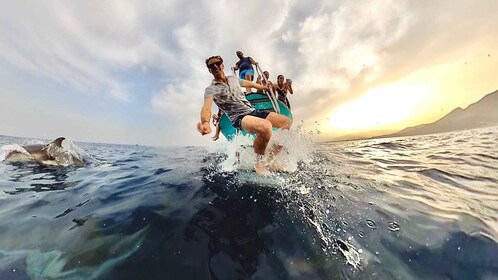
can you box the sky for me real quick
[0,0,497,146]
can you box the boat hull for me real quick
[219,93,293,141]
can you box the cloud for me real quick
[274,0,498,128]
[277,0,412,118]
[151,82,204,118]
[1,2,129,100]
[0,0,496,145]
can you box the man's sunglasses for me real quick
[207,60,223,70]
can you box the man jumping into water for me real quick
[197,55,291,174]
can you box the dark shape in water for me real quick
[393,231,498,279]
[3,137,85,167]
[72,218,87,226]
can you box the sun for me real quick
[328,84,431,132]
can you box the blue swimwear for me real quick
[239,69,255,80]
[236,57,255,81]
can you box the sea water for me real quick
[0,127,496,279]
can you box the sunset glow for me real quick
[0,1,496,146]
[329,84,431,132]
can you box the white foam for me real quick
[337,238,362,269]
[23,139,46,145]
[46,139,85,166]
[208,123,365,268]
[215,125,315,174]
[0,144,30,161]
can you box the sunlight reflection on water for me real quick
[0,127,496,279]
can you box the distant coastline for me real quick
[329,89,498,142]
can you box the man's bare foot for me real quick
[269,161,286,173]
[268,145,283,162]
[255,161,270,175]
[255,154,269,175]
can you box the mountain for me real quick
[383,89,498,138]
[329,129,399,142]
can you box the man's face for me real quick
[236,51,243,59]
[207,58,223,76]
[264,72,269,79]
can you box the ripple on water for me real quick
[366,219,377,229]
[388,221,401,232]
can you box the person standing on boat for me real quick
[256,71,277,93]
[276,74,293,109]
[233,51,258,94]
[197,55,291,175]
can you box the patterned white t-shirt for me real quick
[204,75,255,122]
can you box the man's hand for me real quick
[197,121,211,135]
[260,83,272,92]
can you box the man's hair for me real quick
[205,56,223,67]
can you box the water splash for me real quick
[336,238,362,269]
[0,144,31,160]
[1,138,86,167]
[206,124,367,270]
[46,139,85,166]
[214,125,315,173]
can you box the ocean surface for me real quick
[0,126,497,280]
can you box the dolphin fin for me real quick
[51,137,66,147]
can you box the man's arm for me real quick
[249,57,258,66]
[197,96,213,135]
[241,80,266,92]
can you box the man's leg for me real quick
[265,112,291,171]
[244,72,253,94]
[266,112,291,129]
[241,115,273,174]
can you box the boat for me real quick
[219,92,293,141]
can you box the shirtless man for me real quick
[197,55,291,174]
